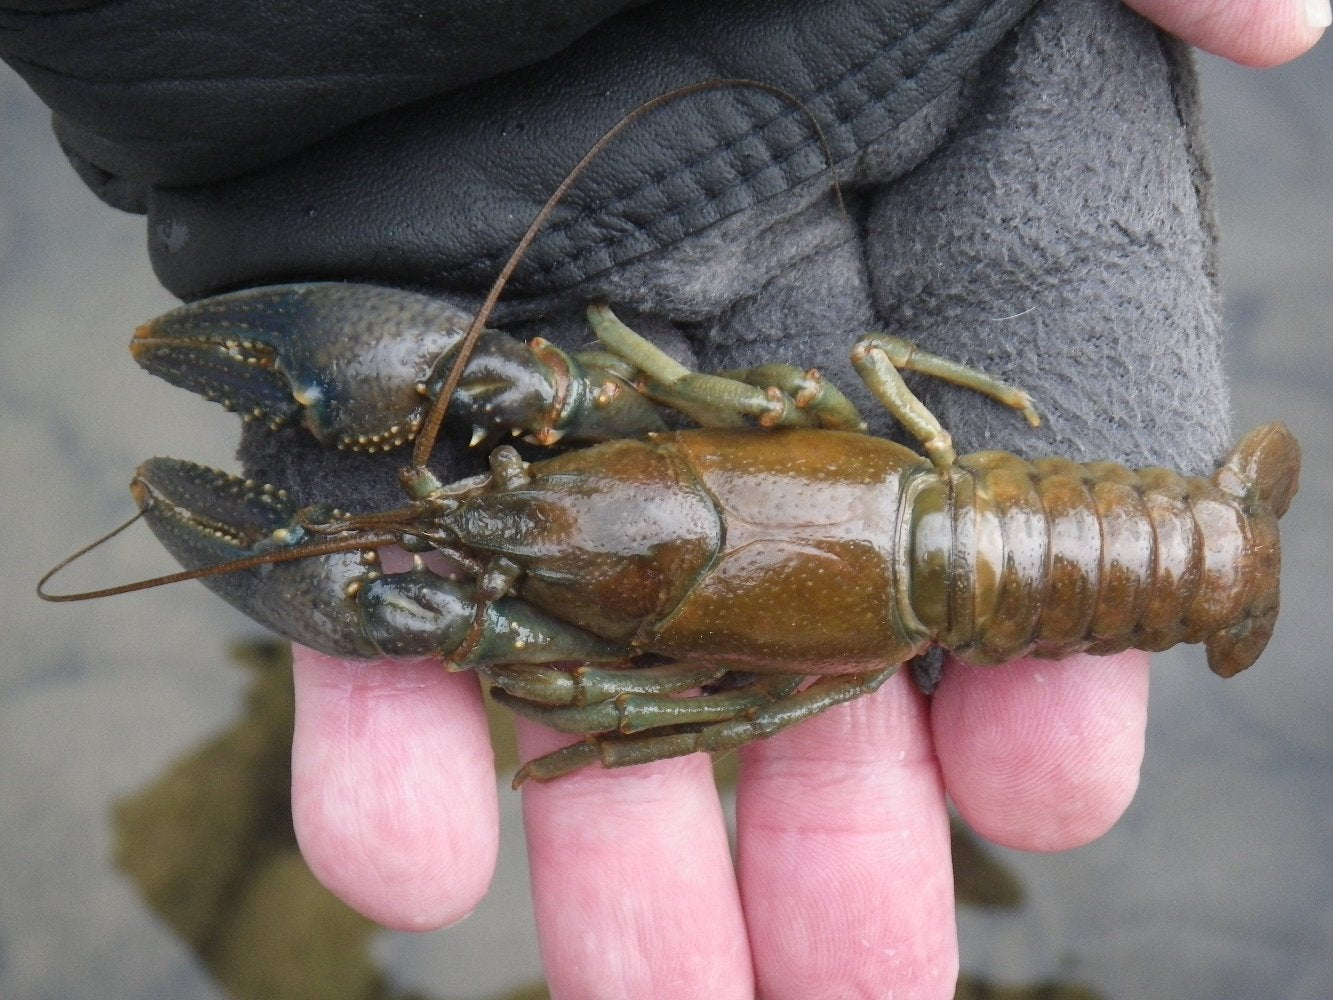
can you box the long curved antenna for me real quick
[37,510,399,602]
[410,77,842,469]
[41,79,841,602]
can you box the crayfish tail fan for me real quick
[1204,423,1301,678]
[1213,422,1301,518]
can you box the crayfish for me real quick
[44,282,1298,783]
[40,82,1299,784]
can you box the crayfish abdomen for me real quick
[908,422,1297,675]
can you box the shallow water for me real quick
[2,43,1330,1000]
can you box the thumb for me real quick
[1123,0,1328,66]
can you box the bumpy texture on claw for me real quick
[132,284,480,452]
[132,457,628,667]
[131,457,387,656]
[133,283,668,461]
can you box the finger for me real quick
[290,646,499,930]
[738,672,956,1000]
[516,721,752,1000]
[1123,0,1328,66]
[932,650,1150,851]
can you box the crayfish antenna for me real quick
[37,510,151,601]
[36,467,401,604]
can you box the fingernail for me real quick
[1308,0,1332,29]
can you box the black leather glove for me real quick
[2,0,1230,509]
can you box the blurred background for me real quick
[2,32,1329,1000]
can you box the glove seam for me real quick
[442,0,1030,292]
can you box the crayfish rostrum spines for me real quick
[117,292,1298,783]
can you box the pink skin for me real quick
[291,651,498,930]
[291,646,1149,999]
[1123,0,1328,66]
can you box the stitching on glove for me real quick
[490,0,967,275]
[448,0,1031,291]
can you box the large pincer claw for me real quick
[132,282,667,454]
[131,457,387,656]
[131,283,474,454]
[132,457,624,665]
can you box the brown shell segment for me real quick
[907,424,1298,674]
[646,430,931,671]
[1027,458,1101,655]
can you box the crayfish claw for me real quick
[133,283,478,455]
[132,456,630,666]
[137,283,669,457]
[132,457,386,657]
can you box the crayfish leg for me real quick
[511,665,900,785]
[850,333,1041,470]
[491,674,802,736]
[715,363,867,431]
[586,303,866,431]
[482,660,728,707]
[908,646,947,695]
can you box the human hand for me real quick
[6,1,1250,997]
[274,6,1222,994]
[291,646,1149,998]
[1125,0,1328,66]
